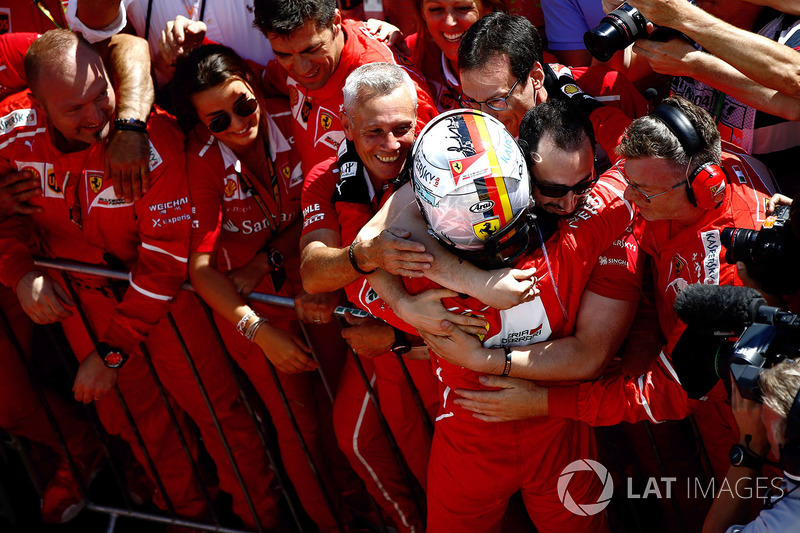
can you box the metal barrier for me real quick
[0,257,722,533]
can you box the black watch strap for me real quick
[97,342,128,369]
[391,328,412,355]
[113,118,148,133]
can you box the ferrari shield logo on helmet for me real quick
[473,217,500,240]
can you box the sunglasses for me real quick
[532,170,599,198]
[207,97,259,133]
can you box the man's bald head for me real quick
[24,29,115,150]
[25,30,100,96]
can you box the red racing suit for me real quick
[187,98,341,531]
[548,142,774,480]
[1,0,67,35]
[302,141,439,533]
[262,19,439,175]
[355,167,636,532]
[0,32,34,100]
[0,92,278,526]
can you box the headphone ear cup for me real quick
[688,161,726,209]
[780,441,800,474]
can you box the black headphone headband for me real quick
[649,103,704,157]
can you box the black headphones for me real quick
[649,102,727,209]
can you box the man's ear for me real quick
[341,110,354,141]
[529,62,545,90]
[332,9,342,31]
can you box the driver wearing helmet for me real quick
[360,107,635,532]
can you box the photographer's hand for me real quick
[766,193,793,215]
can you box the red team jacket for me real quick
[187,98,304,319]
[351,169,636,420]
[262,19,439,174]
[548,143,774,426]
[0,32,34,100]
[0,92,191,356]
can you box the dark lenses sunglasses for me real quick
[207,98,259,134]
[532,172,599,198]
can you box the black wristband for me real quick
[501,346,512,376]
[114,118,148,133]
[349,241,377,275]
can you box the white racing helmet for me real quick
[411,109,535,268]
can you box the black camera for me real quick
[722,205,800,296]
[672,284,800,402]
[583,3,649,62]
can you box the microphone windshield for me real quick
[674,284,764,331]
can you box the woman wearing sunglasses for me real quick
[173,44,340,531]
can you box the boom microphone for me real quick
[674,284,764,331]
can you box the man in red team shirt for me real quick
[359,107,634,532]
[300,62,440,533]
[0,30,278,528]
[457,97,776,483]
[253,0,439,177]
[457,12,649,139]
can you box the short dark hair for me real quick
[518,99,596,167]
[618,95,721,169]
[458,12,543,81]
[171,44,257,132]
[253,0,337,36]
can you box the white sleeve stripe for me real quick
[659,351,682,385]
[637,374,661,424]
[141,242,188,263]
[0,128,47,151]
[129,275,172,302]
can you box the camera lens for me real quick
[721,227,759,265]
[583,4,649,62]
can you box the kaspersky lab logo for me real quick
[558,459,614,516]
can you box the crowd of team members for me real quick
[0,0,799,532]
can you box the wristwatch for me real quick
[97,342,128,369]
[390,328,412,356]
[729,444,763,470]
[265,247,284,271]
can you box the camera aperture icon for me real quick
[558,459,615,516]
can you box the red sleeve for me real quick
[589,105,632,164]
[301,157,341,237]
[99,115,192,354]
[0,33,36,101]
[407,73,439,131]
[571,65,650,119]
[186,136,225,254]
[0,215,38,289]
[548,350,693,425]
[260,60,290,98]
[586,220,644,302]
[0,95,40,287]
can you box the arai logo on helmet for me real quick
[469,200,495,213]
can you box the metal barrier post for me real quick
[165,312,265,533]
[60,273,178,518]
[197,296,305,532]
